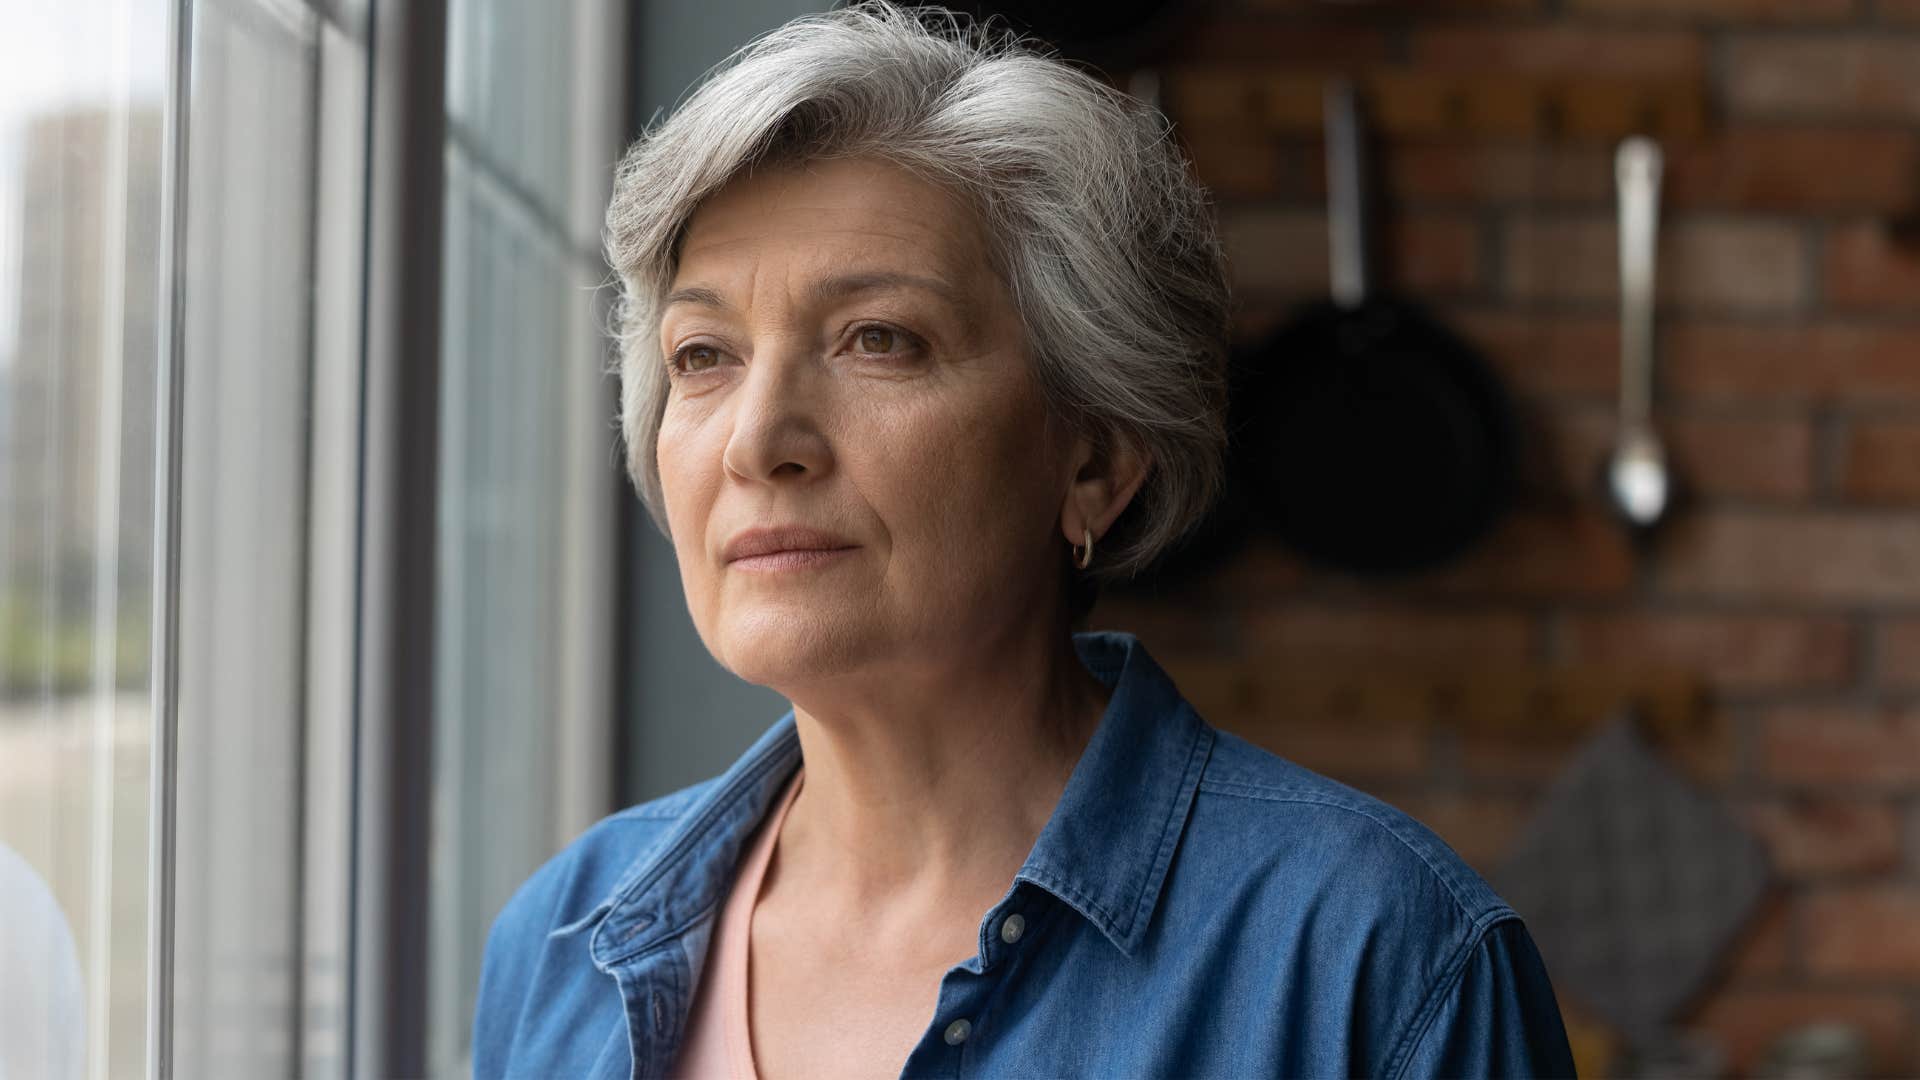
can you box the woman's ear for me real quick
[1058,434,1151,547]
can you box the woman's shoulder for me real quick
[1184,724,1516,932]
[1178,728,1576,1077]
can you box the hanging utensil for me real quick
[1235,80,1518,576]
[1603,137,1676,533]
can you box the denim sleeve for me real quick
[1390,918,1580,1080]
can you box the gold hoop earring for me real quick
[1073,526,1094,570]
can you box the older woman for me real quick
[475,5,1577,1079]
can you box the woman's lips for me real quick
[727,546,858,572]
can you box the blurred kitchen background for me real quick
[0,0,1914,1078]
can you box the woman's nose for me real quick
[720,345,833,485]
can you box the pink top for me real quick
[670,766,805,1079]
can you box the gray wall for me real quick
[624,0,825,804]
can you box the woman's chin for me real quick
[710,605,878,688]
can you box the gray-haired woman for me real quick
[475,5,1578,1078]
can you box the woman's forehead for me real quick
[669,157,998,303]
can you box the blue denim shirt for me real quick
[475,631,1578,1079]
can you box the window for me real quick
[0,2,168,1076]
[0,1,629,1075]
[430,0,624,1073]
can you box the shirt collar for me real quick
[1012,630,1214,956]
[583,630,1213,967]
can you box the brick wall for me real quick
[1089,1,1920,1074]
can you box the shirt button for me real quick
[944,1018,972,1046]
[1000,913,1026,944]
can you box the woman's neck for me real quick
[772,624,1110,916]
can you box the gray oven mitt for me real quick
[1491,710,1771,1049]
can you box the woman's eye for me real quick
[673,344,722,373]
[856,326,902,354]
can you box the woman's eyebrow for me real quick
[804,270,965,310]
[662,270,968,318]
[662,284,730,311]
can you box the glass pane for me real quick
[0,2,169,1078]
[168,0,340,1075]
[430,139,570,1076]
[445,0,572,227]
[429,2,623,1074]
[299,16,369,1078]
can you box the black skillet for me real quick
[1240,81,1518,576]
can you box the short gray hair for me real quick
[605,1,1230,582]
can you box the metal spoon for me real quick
[1605,136,1672,532]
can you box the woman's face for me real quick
[656,157,1081,688]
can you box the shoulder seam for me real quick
[1195,778,1508,925]
[1382,913,1526,1080]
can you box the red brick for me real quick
[1824,222,1920,312]
[1242,0,1539,10]
[1412,26,1706,77]
[1563,612,1853,690]
[1551,408,1815,502]
[1244,606,1536,665]
[1258,723,1432,784]
[1388,142,1612,207]
[1760,705,1920,786]
[1382,790,1535,869]
[1803,886,1920,979]
[1454,727,1590,784]
[1082,598,1232,659]
[1191,684,1433,781]
[1665,414,1816,500]
[1182,131,1321,201]
[1220,208,1482,299]
[1721,892,1791,979]
[1839,420,1920,503]
[1497,215,1609,303]
[1737,796,1904,876]
[1167,22,1392,67]
[1570,0,1857,18]
[1451,709,1739,787]
[1663,322,1920,406]
[1449,310,1619,399]
[1408,509,1637,598]
[1727,37,1920,118]
[1689,989,1914,1077]
[1660,716,1742,788]
[1883,618,1920,690]
[1220,209,1327,297]
[1655,511,1920,604]
[1503,217,1806,312]
[1665,129,1920,213]
[1195,141,1617,208]
[1388,214,1483,298]
[1230,303,1294,346]
[1214,536,1310,595]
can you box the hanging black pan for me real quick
[1240,81,1518,576]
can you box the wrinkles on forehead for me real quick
[659,157,1019,356]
